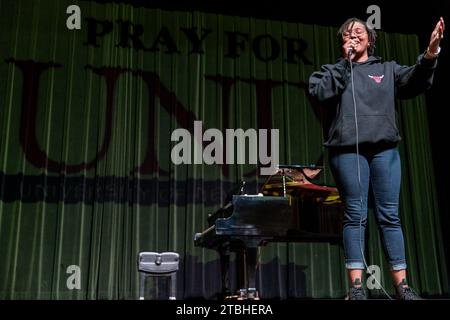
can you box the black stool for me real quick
[138,252,179,300]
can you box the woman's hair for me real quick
[337,17,377,55]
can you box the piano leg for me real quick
[245,247,260,300]
[246,247,257,288]
[219,245,260,300]
[218,244,231,298]
[236,247,246,296]
[236,246,260,300]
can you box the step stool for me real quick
[137,252,179,300]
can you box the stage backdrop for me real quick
[0,0,447,299]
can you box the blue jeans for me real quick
[329,144,407,271]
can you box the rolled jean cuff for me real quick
[391,262,407,271]
[345,261,365,269]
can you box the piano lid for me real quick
[260,164,341,204]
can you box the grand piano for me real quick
[194,165,344,300]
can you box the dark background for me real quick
[86,0,450,289]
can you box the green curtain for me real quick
[0,0,447,299]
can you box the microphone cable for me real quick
[348,53,394,300]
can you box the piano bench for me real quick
[137,251,179,300]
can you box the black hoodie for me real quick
[308,54,437,147]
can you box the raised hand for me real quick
[427,17,445,57]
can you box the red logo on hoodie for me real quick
[368,74,384,84]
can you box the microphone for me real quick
[347,46,354,57]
